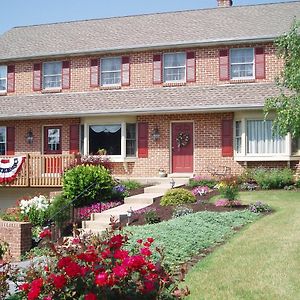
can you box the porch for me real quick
[0,154,76,187]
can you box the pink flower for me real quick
[113,265,128,278]
[113,249,129,260]
[147,237,154,244]
[140,247,152,257]
[95,272,108,286]
[84,293,97,300]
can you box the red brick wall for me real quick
[0,118,80,154]
[0,221,32,261]
[4,42,282,96]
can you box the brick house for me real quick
[0,0,299,189]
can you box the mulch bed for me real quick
[121,189,248,227]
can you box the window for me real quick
[89,124,122,155]
[43,62,62,89]
[235,121,242,154]
[0,66,7,91]
[230,48,254,80]
[247,120,285,154]
[45,127,61,153]
[126,123,136,157]
[163,52,186,82]
[292,138,300,154]
[101,57,121,86]
[0,127,6,155]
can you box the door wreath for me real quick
[176,132,190,148]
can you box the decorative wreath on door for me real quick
[176,132,190,148]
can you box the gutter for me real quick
[0,104,265,120]
[0,36,276,63]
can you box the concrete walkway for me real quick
[82,177,189,234]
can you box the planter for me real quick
[158,171,167,177]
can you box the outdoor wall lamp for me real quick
[26,129,34,144]
[151,127,160,141]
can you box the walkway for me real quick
[82,177,189,234]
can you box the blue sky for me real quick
[0,0,294,35]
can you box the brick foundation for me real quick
[0,221,32,261]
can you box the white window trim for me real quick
[100,57,122,87]
[0,126,6,155]
[163,52,186,83]
[234,115,295,161]
[230,48,255,80]
[0,65,7,92]
[84,122,137,162]
[42,61,62,90]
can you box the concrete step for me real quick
[144,182,185,193]
[124,193,161,205]
[82,220,113,230]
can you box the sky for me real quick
[0,0,295,35]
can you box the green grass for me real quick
[126,210,258,270]
[184,190,300,300]
[120,179,142,190]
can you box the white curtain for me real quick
[90,125,121,134]
[247,120,285,154]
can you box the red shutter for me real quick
[33,63,42,91]
[255,47,265,79]
[62,61,71,89]
[153,54,162,84]
[121,56,130,86]
[186,51,196,82]
[7,65,15,92]
[90,58,99,87]
[222,119,233,157]
[219,49,229,81]
[6,127,15,155]
[69,124,79,154]
[138,122,148,158]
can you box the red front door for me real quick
[172,122,193,173]
[44,126,62,173]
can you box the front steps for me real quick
[81,177,190,234]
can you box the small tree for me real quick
[264,20,300,138]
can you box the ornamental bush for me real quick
[63,165,114,207]
[160,188,196,206]
[189,175,217,189]
[8,222,183,300]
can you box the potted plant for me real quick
[97,148,107,155]
[158,168,167,177]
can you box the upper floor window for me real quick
[163,52,186,82]
[0,66,7,91]
[0,127,6,155]
[230,48,254,80]
[43,62,62,89]
[101,57,121,86]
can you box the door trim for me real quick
[170,121,194,173]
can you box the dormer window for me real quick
[100,57,121,86]
[43,61,62,89]
[163,52,186,82]
[230,48,254,80]
[0,66,7,91]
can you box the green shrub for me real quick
[144,209,161,224]
[120,179,142,190]
[172,206,194,218]
[295,179,300,188]
[160,188,196,206]
[189,176,217,189]
[48,194,72,226]
[252,168,294,189]
[63,165,114,207]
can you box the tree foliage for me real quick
[264,20,300,138]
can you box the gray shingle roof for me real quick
[0,83,282,119]
[0,1,299,61]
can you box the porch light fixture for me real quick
[151,127,160,141]
[26,129,34,144]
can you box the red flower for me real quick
[49,274,66,289]
[27,278,43,300]
[101,248,111,259]
[84,292,97,300]
[57,256,72,269]
[113,249,129,260]
[143,242,151,247]
[39,228,51,239]
[95,272,108,286]
[123,255,146,270]
[140,247,152,257]
[64,261,82,278]
[113,265,128,278]
[137,239,143,244]
[147,237,154,244]
[19,283,30,291]
[109,234,124,248]
[144,280,156,293]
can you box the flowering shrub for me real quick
[78,200,123,220]
[217,177,239,202]
[215,199,241,207]
[192,186,209,196]
[19,195,51,227]
[144,209,161,224]
[9,220,184,300]
[111,184,129,199]
[189,175,217,189]
[249,201,272,213]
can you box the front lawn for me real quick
[126,210,258,270]
[184,190,300,300]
